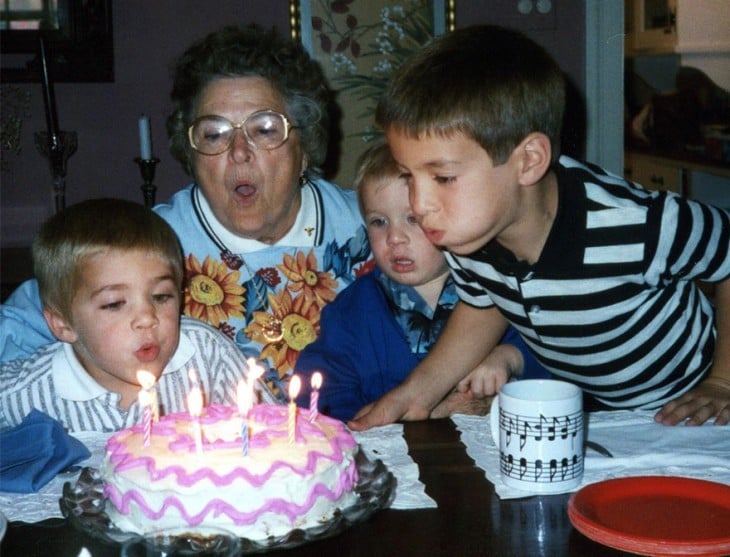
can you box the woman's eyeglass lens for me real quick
[188,111,293,155]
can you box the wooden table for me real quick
[0,419,630,556]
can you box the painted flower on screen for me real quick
[312,0,437,142]
[184,254,245,326]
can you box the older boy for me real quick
[350,25,729,430]
[0,199,275,432]
[295,143,549,421]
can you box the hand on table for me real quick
[348,390,431,431]
[454,343,517,397]
[654,377,730,425]
[429,389,493,419]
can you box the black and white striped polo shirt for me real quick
[446,157,730,409]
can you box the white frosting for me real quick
[102,404,360,540]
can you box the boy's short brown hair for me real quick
[352,141,404,216]
[375,24,566,165]
[33,198,183,318]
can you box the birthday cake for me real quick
[101,403,360,540]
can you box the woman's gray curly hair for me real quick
[167,24,332,176]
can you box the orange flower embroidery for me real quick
[244,288,320,379]
[184,254,245,326]
[279,250,337,313]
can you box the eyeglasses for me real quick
[188,110,294,155]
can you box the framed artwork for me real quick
[291,0,454,186]
[1,0,113,82]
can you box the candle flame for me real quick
[137,370,156,390]
[138,389,153,406]
[311,372,322,390]
[188,369,199,383]
[188,386,203,417]
[247,358,265,381]
[289,375,301,400]
[236,381,250,415]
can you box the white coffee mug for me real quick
[490,379,584,494]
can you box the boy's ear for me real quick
[516,132,552,186]
[43,307,78,344]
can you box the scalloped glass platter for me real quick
[60,449,395,554]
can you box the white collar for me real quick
[194,182,318,253]
[52,331,195,402]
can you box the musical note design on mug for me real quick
[519,457,528,479]
[519,421,532,450]
[500,410,582,450]
[499,453,583,483]
[534,459,544,482]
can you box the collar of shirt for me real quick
[52,332,196,402]
[377,270,458,319]
[473,160,585,280]
[376,270,458,355]
[194,182,318,252]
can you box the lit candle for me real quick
[137,370,159,422]
[246,358,265,408]
[188,386,204,456]
[309,372,322,422]
[288,375,301,444]
[138,388,153,448]
[136,370,158,446]
[138,114,152,160]
[39,37,60,145]
[236,380,250,456]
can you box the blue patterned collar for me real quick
[376,270,458,355]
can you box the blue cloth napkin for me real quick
[0,410,91,493]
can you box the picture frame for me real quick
[1,0,114,83]
[290,0,454,185]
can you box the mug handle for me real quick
[490,396,500,444]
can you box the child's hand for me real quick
[348,388,431,431]
[455,343,522,397]
[654,377,730,425]
[430,389,494,418]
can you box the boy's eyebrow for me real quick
[88,274,177,298]
[88,283,128,299]
[423,158,460,169]
[397,159,461,172]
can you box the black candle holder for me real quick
[135,157,160,208]
[34,130,77,213]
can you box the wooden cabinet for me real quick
[625,0,677,56]
[625,0,730,58]
[624,152,684,193]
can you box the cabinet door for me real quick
[625,0,677,54]
[624,153,683,193]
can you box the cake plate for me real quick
[60,449,396,554]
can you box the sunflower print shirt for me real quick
[154,179,372,400]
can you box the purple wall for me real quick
[1,1,584,249]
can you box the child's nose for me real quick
[409,185,433,217]
[387,224,408,245]
[133,302,159,328]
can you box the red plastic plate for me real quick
[568,476,730,556]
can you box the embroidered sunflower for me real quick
[279,250,337,313]
[244,288,320,379]
[184,254,245,326]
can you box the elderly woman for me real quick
[156,25,370,396]
[0,25,370,398]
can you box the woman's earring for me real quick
[299,157,308,187]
